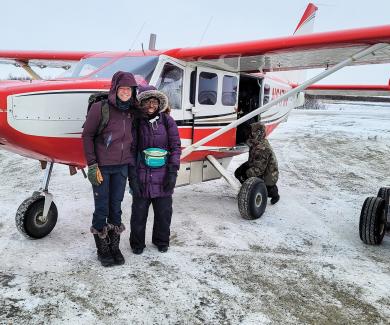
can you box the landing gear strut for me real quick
[15,162,58,239]
[359,186,390,245]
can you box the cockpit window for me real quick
[59,56,159,83]
[94,56,158,83]
[60,58,110,78]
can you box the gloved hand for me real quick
[88,163,103,186]
[128,166,141,197]
[163,165,178,192]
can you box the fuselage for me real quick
[0,52,299,169]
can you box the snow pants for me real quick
[130,196,173,249]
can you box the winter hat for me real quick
[137,85,169,113]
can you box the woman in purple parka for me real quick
[128,85,181,254]
[82,71,140,267]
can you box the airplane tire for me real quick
[377,187,390,230]
[359,196,386,245]
[238,177,268,220]
[15,195,58,239]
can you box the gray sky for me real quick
[1,0,389,84]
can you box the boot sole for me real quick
[98,256,115,267]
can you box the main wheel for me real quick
[238,177,268,220]
[377,187,390,230]
[15,195,58,239]
[359,196,386,245]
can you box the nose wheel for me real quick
[16,194,58,239]
[15,162,58,239]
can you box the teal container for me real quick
[143,148,168,168]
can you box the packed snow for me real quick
[0,103,389,324]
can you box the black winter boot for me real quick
[93,234,115,267]
[267,185,280,205]
[108,225,125,265]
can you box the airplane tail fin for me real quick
[293,3,318,36]
[268,3,318,84]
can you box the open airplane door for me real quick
[192,67,239,150]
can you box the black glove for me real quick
[163,165,178,192]
[128,166,141,197]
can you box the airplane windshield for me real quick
[60,57,110,78]
[93,56,159,83]
[59,56,158,83]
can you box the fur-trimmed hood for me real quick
[137,85,169,113]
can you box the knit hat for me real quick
[137,85,169,113]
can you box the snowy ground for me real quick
[1,103,390,324]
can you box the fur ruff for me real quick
[137,90,169,113]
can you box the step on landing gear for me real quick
[16,162,58,239]
[359,187,390,245]
[206,155,268,220]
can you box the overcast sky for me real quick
[1,0,389,84]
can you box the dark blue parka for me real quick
[135,113,181,198]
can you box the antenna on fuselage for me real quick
[129,21,146,51]
[198,16,213,46]
[149,33,157,51]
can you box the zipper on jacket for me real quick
[120,113,125,162]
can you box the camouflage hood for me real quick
[247,122,266,144]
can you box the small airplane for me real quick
[1,3,390,241]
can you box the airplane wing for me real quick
[0,50,99,69]
[165,25,390,73]
[302,82,390,104]
[304,83,390,97]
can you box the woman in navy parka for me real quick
[128,86,181,254]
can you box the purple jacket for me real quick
[82,72,137,166]
[135,113,181,198]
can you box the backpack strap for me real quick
[96,100,110,135]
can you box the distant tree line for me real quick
[0,74,32,81]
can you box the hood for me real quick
[108,71,137,108]
[249,122,266,141]
[137,85,169,113]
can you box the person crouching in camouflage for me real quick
[234,122,280,204]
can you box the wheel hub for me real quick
[255,193,262,207]
[36,213,48,225]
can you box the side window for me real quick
[198,72,218,105]
[222,75,238,106]
[156,63,183,110]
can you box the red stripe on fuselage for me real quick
[193,128,236,147]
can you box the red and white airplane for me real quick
[1,3,390,239]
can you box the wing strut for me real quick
[181,42,389,159]
[15,60,42,80]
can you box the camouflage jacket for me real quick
[245,122,279,186]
